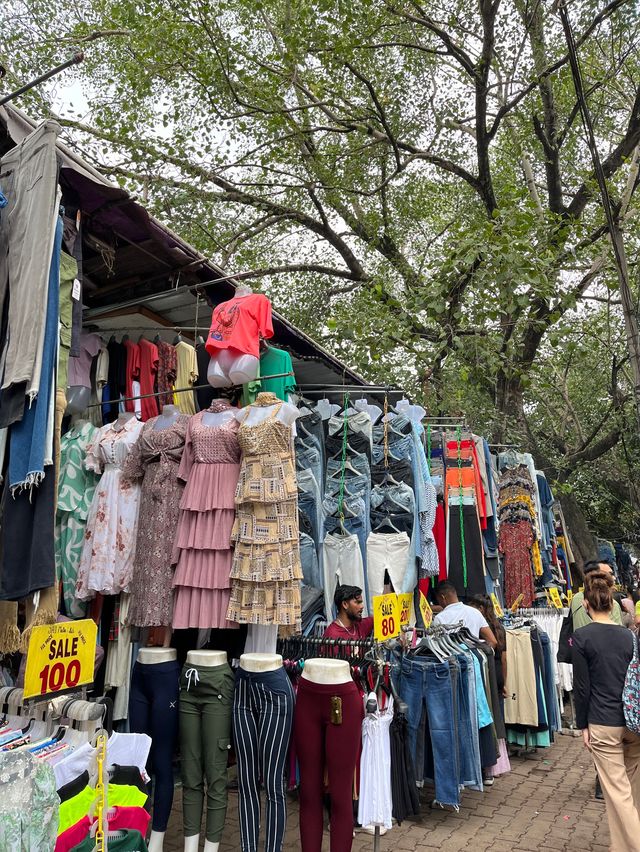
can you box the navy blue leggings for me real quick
[129,659,180,831]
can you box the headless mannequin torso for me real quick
[234,395,299,428]
[201,408,236,428]
[207,290,259,388]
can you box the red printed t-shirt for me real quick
[206,294,274,358]
[323,616,374,640]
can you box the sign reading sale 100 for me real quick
[23,619,97,701]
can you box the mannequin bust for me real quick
[207,286,258,388]
[235,392,299,427]
[137,647,177,665]
[154,404,180,431]
[114,411,136,431]
[354,397,383,425]
[396,397,426,422]
[316,398,341,420]
[240,653,282,673]
[302,658,352,685]
[202,406,236,427]
[65,385,91,415]
[185,650,227,667]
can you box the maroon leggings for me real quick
[294,678,363,852]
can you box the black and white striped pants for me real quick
[232,666,295,852]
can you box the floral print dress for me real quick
[75,417,144,600]
[55,421,99,618]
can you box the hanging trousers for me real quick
[589,724,640,851]
[179,663,234,843]
[128,659,180,832]
[294,678,363,852]
[233,667,295,852]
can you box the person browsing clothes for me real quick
[433,581,498,649]
[324,585,374,639]
[573,570,640,851]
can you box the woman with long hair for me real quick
[468,595,507,697]
[573,571,640,851]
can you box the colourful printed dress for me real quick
[122,414,188,627]
[55,421,99,618]
[75,417,144,600]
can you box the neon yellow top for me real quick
[58,784,147,835]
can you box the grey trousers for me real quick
[0,119,60,409]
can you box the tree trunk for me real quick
[557,491,598,576]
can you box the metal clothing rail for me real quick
[84,372,295,409]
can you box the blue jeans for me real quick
[399,657,460,807]
[299,532,322,589]
[296,439,323,503]
[298,469,322,547]
[456,654,482,789]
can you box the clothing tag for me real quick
[548,587,563,609]
[72,278,81,301]
[491,593,504,617]
[510,593,524,612]
[566,589,573,606]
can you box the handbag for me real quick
[623,633,640,734]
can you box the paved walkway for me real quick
[164,730,610,851]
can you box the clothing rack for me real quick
[84,372,295,409]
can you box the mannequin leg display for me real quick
[233,668,295,852]
[180,663,234,850]
[295,679,363,852]
[147,832,165,852]
[129,660,180,847]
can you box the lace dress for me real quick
[75,417,144,600]
[0,751,59,850]
[172,401,241,628]
[122,414,189,627]
[227,395,302,630]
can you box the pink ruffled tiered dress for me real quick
[171,401,241,628]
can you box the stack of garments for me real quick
[497,465,539,607]
[172,401,240,628]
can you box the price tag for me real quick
[548,587,563,609]
[419,592,433,628]
[490,593,504,617]
[567,589,573,606]
[24,619,97,701]
[72,278,81,301]
[372,594,400,641]
[397,593,413,628]
[510,593,524,612]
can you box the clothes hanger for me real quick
[373,513,401,533]
[173,331,183,344]
[327,457,361,477]
[121,334,129,343]
[153,333,161,344]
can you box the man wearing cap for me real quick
[324,585,374,639]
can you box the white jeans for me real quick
[322,532,366,620]
[366,531,410,598]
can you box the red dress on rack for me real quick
[123,339,140,414]
[138,338,159,421]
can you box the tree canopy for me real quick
[3,0,640,555]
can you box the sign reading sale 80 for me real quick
[23,619,97,701]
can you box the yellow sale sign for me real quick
[373,594,401,641]
[24,619,97,700]
[419,592,433,628]
[397,593,413,628]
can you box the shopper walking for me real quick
[573,570,640,851]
